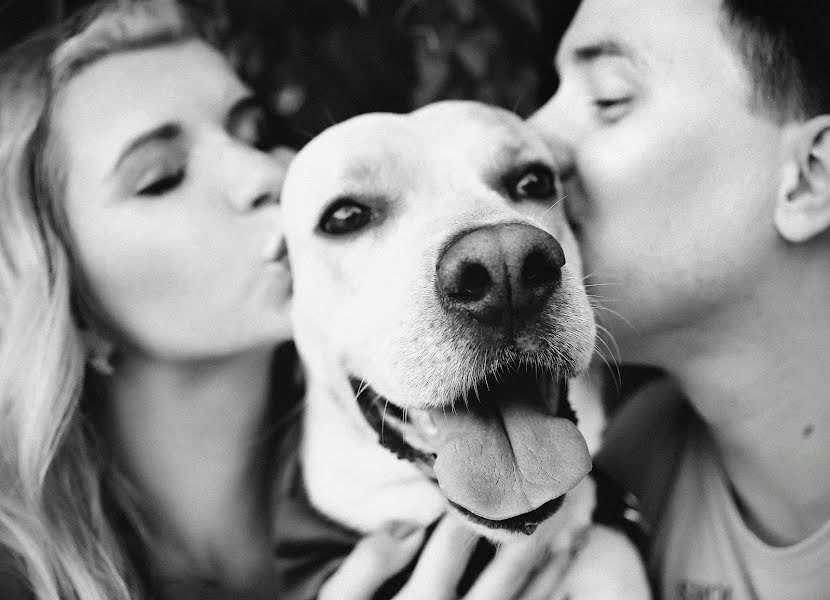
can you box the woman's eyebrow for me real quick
[110,123,182,175]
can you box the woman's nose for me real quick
[224,144,295,212]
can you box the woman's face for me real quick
[54,40,293,361]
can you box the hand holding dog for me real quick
[319,514,648,600]
[319,513,555,600]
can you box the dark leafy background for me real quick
[1,0,661,402]
[0,0,579,145]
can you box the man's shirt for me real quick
[653,420,830,599]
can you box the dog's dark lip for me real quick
[352,378,438,469]
[350,367,578,532]
[449,495,565,536]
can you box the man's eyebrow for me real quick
[111,123,182,175]
[556,39,634,71]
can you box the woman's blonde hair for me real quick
[0,2,200,598]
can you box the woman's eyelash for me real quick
[137,169,185,196]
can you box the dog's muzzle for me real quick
[350,362,591,536]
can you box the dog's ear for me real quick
[775,115,830,243]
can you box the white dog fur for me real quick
[281,100,650,598]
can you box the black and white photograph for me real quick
[0,1,827,598]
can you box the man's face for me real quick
[530,0,788,364]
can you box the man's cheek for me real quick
[575,142,645,217]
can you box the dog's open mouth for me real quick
[350,364,591,535]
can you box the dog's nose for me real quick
[436,224,565,327]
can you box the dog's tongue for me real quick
[431,391,591,521]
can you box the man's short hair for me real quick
[721,0,830,121]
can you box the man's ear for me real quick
[775,115,830,243]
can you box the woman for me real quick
[0,0,301,597]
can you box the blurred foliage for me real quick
[210,0,579,146]
[0,0,578,146]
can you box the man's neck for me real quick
[105,348,278,586]
[666,273,830,546]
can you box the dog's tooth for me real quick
[409,410,438,438]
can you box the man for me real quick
[529,0,830,597]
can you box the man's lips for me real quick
[350,365,591,535]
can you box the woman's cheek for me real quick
[80,224,202,326]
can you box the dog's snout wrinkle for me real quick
[436,224,564,329]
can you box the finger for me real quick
[462,537,542,600]
[396,513,479,600]
[518,549,573,600]
[553,526,652,600]
[319,522,425,600]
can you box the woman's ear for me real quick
[775,115,830,243]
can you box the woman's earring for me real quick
[82,330,115,376]
[89,351,115,376]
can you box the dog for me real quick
[280,101,650,598]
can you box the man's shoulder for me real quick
[595,376,693,526]
[0,545,34,599]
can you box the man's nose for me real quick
[528,95,577,177]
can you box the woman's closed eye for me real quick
[135,166,186,196]
[127,147,188,198]
[114,125,188,198]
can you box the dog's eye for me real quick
[319,198,373,235]
[511,165,559,201]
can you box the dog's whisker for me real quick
[355,378,370,399]
[593,304,639,334]
[593,338,618,370]
[541,194,567,218]
[595,323,622,361]
[595,350,621,394]
[595,321,622,372]
[581,271,625,286]
[381,397,390,441]
[586,292,627,303]
[593,333,622,391]
[583,282,624,288]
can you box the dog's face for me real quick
[282,101,596,538]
